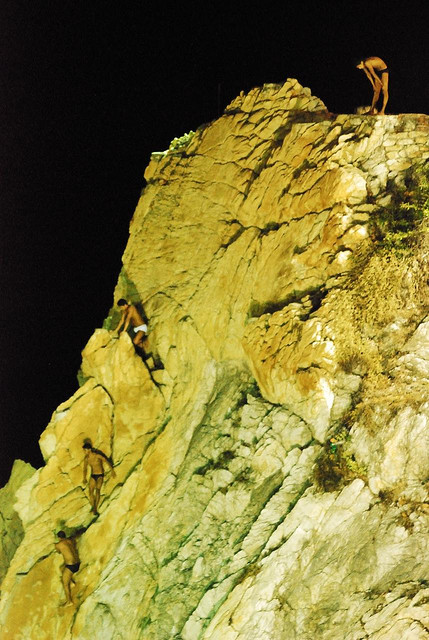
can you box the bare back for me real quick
[87,450,105,475]
[56,538,79,565]
[126,305,145,328]
[364,56,388,71]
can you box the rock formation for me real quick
[1,80,429,639]
[0,460,35,585]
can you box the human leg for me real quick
[380,73,389,114]
[88,474,104,514]
[93,475,103,513]
[369,83,381,114]
[61,567,73,604]
[88,476,95,510]
[133,330,145,347]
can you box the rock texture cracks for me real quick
[1,80,429,639]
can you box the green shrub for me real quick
[314,439,367,492]
[370,164,429,256]
[169,130,195,152]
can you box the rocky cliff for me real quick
[1,80,429,640]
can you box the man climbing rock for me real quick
[82,441,116,515]
[115,298,148,350]
[356,56,389,115]
[55,530,80,606]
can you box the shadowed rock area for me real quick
[0,460,36,585]
[1,80,429,639]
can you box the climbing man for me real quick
[115,298,148,350]
[82,441,116,515]
[55,530,80,606]
[356,56,389,115]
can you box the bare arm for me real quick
[362,66,376,88]
[117,308,132,334]
[115,311,127,333]
[105,456,116,478]
[82,456,88,484]
[364,64,381,88]
[95,451,116,478]
[123,310,131,332]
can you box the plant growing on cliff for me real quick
[370,164,429,255]
[314,433,367,492]
[331,166,429,391]
[169,130,195,152]
[328,165,429,442]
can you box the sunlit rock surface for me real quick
[0,460,35,584]
[1,80,429,639]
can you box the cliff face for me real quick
[0,460,35,585]
[1,80,429,640]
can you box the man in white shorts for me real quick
[115,298,148,349]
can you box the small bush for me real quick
[169,130,195,152]
[338,352,368,375]
[314,433,367,492]
[369,165,429,256]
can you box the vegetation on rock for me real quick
[370,163,429,255]
[168,130,195,152]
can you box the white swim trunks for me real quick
[134,324,148,334]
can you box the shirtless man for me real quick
[55,531,80,605]
[115,298,148,349]
[82,442,116,514]
[356,56,389,115]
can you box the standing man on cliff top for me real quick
[115,298,148,350]
[82,442,116,515]
[55,530,80,606]
[356,56,389,115]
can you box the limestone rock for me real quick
[0,460,35,584]
[1,80,429,639]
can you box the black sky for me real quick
[1,1,428,487]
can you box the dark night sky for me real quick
[1,1,428,487]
